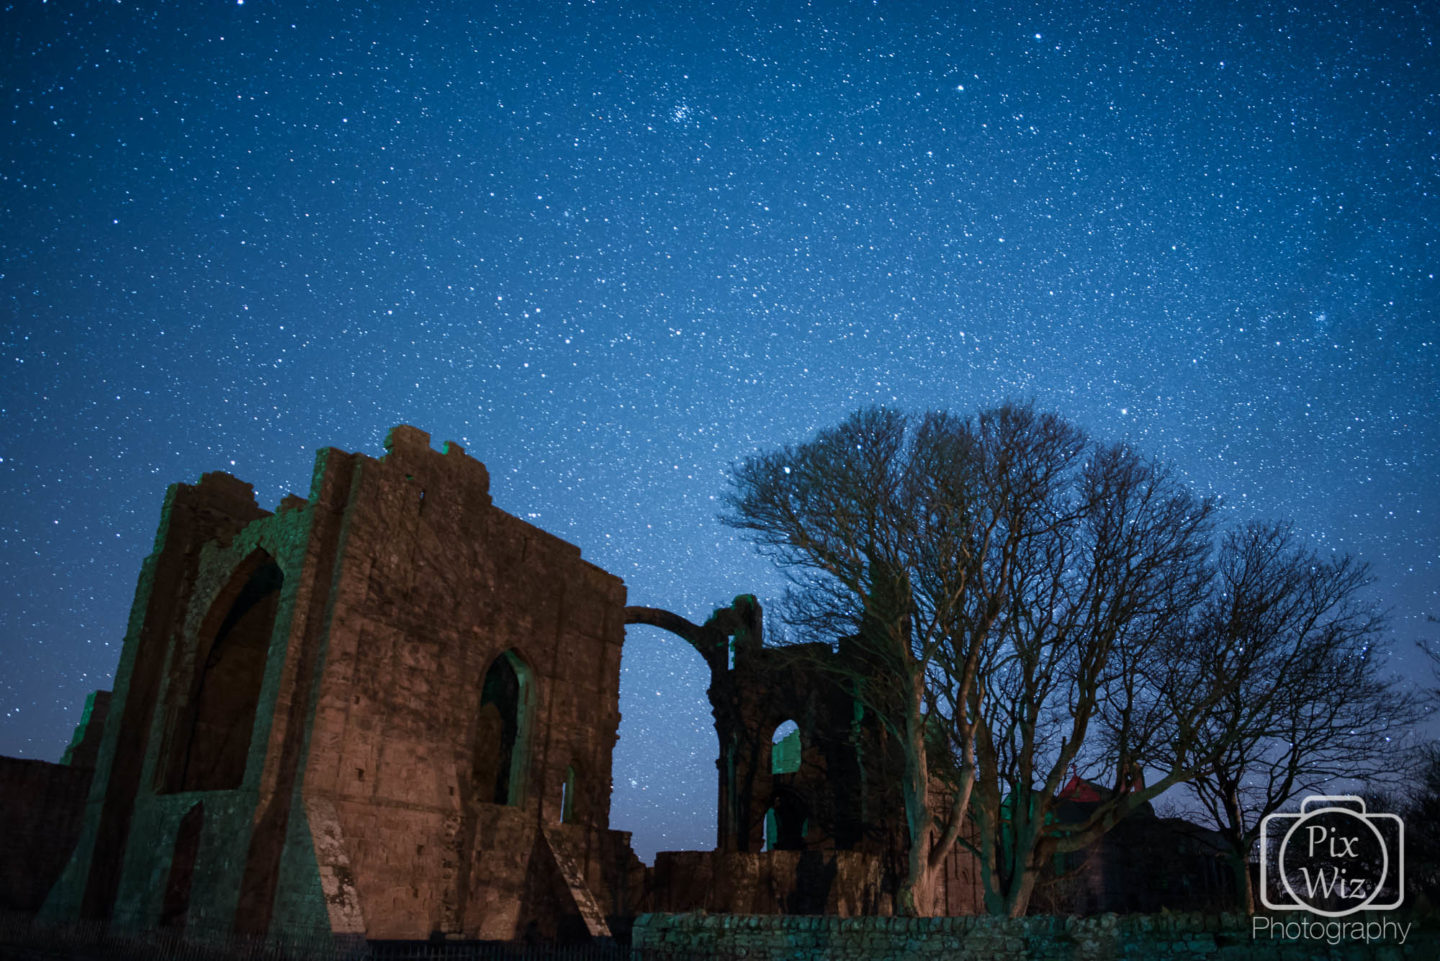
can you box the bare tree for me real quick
[725,403,1249,916]
[1168,522,1418,913]
[724,407,977,914]
[951,408,1224,916]
[1400,743,1440,906]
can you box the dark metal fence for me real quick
[0,912,335,960]
[0,913,717,961]
[365,941,642,961]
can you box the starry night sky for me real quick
[2,1,1436,863]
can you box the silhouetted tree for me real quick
[1404,625,1440,907]
[1401,744,1440,907]
[725,403,1275,916]
[1175,522,1416,913]
[724,407,984,914]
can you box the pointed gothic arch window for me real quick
[473,650,534,806]
[164,553,281,793]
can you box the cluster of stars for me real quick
[2,2,1436,863]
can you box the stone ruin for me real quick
[2,427,975,942]
[3,426,1227,943]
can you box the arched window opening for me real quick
[560,765,577,824]
[771,719,801,775]
[766,788,811,851]
[159,802,204,929]
[168,557,281,793]
[613,626,717,865]
[473,650,533,806]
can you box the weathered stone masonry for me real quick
[0,691,109,915]
[632,599,983,918]
[632,912,1439,961]
[25,424,1224,943]
[42,426,643,941]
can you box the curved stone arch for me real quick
[623,596,768,852]
[192,547,285,670]
[621,607,724,673]
[769,718,802,776]
[474,648,536,807]
[161,547,283,794]
[622,594,762,675]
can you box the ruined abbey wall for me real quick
[43,427,642,942]
[0,758,93,914]
[23,424,1223,945]
[0,692,108,914]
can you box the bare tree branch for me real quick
[723,403,1413,918]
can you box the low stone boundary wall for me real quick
[631,911,1439,960]
[0,756,92,913]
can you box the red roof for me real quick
[1057,772,1103,803]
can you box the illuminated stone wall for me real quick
[42,426,643,942]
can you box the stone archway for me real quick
[622,597,763,852]
[162,550,282,794]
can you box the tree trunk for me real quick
[1230,849,1255,915]
[897,667,933,916]
[977,833,1040,917]
[1006,866,1038,917]
[1218,787,1256,915]
[999,817,1045,917]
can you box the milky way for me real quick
[2,1,1436,862]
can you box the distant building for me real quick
[1028,774,1235,915]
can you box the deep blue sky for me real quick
[2,1,1436,863]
